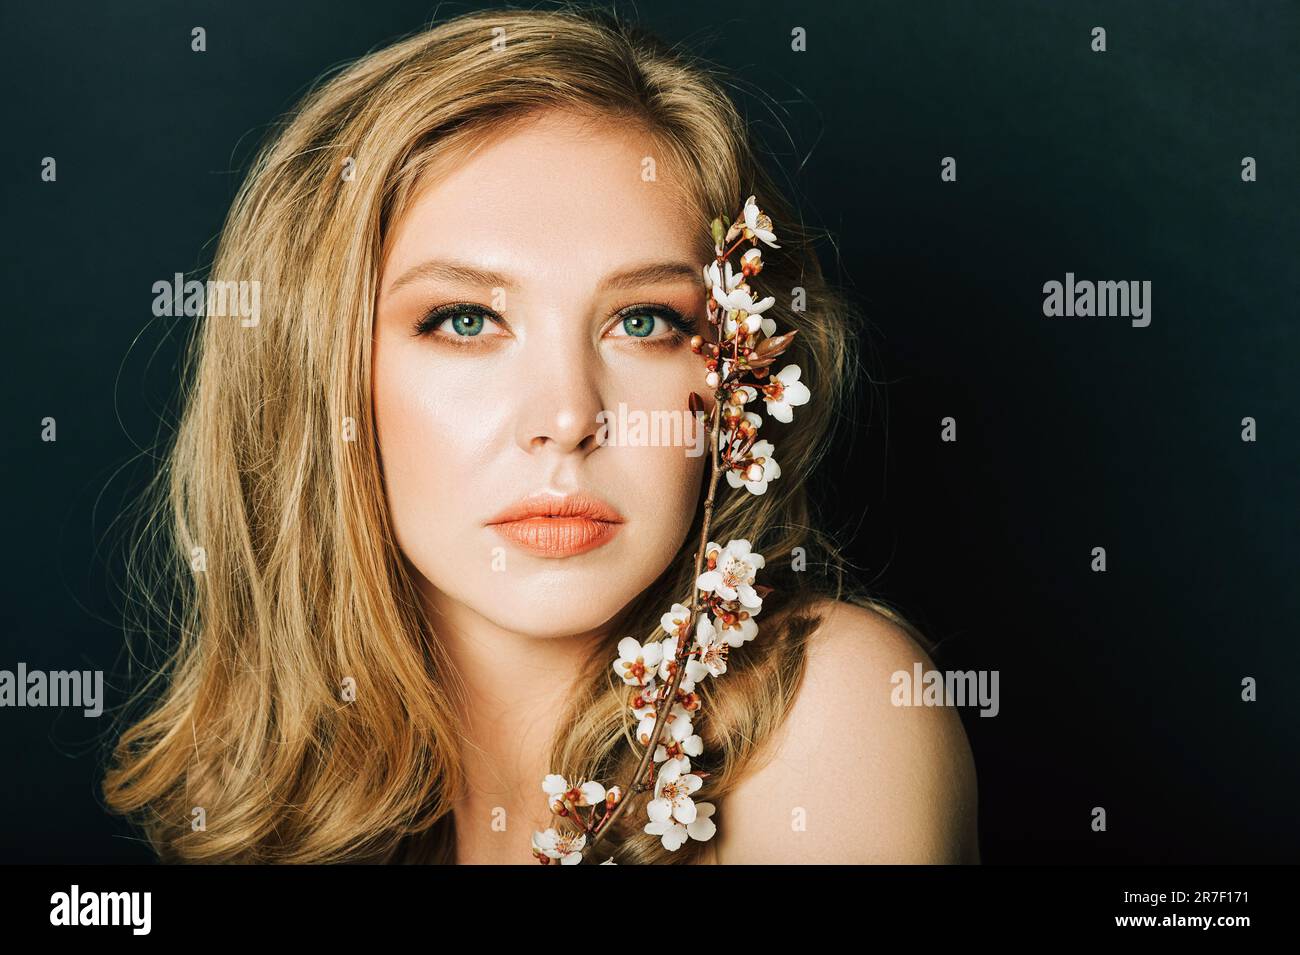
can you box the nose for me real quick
[512,327,605,457]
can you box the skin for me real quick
[372,107,979,864]
[711,600,981,864]
[372,109,714,863]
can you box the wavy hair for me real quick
[102,3,926,864]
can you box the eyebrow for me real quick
[385,259,702,297]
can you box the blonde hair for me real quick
[102,4,926,864]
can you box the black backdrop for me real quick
[1,0,1296,864]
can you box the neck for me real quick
[421,583,613,858]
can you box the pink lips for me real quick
[485,492,625,558]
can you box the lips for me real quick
[486,492,625,558]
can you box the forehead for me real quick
[382,110,709,280]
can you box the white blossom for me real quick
[542,774,606,814]
[644,819,689,851]
[630,685,659,724]
[703,259,743,298]
[637,699,695,747]
[612,636,663,686]
[645,801,717,851]
[762,364,811,424]
[653,729,704,770]
[646,761,704,826]
[713,605,759,647]
[657,631,709,693]
[660,602,692,641]
[723,295,771,338]
[725,439,780,495]
[694,615,730,676]
[696,540,766,609]
[531,827,585,864]
[742,195,780,248]
[644,800,719,851]
[713,282,775,325]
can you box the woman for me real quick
[102,5,978,864]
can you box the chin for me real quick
[465,558,665,639]
[468,591,632,640]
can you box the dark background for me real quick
[1,0,1296,863]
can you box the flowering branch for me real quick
[530,196,810,865]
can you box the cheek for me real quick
[602,355,710,544]
[372,341,501,552]
[621,444,707,559]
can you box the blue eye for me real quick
[413,304,499,339]
[621,313,657,337]
[612,305,695,340]
[447,312,485,336]
[411,303,694,345]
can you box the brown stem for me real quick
[580,237,747,861]
[721,235,750,261]
[583,398,724,858]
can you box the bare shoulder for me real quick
[711,598,980,864]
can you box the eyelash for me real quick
[410,302,696,348]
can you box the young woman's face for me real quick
[373,109,712,639]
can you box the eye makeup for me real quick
[409,301,699,348]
